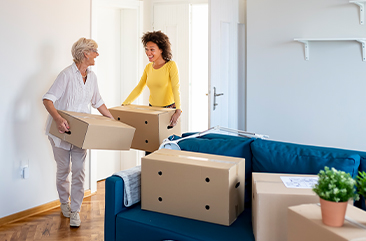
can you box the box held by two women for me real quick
[141,148,245,226]
[49,110,135,150]
[109,104,181,152]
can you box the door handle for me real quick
[213,87,224,110]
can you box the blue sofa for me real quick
[105,133,365,241]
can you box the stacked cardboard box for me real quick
[141,148,245,226]
[109,105,181,152]
[288,204,366,241]
[252,173,320,241]
[49,110,135,150]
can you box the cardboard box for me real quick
[49,110,135,150]
[288,204,366,241]
[252,173,320,241]
[141,148,245,226]
[109,105,181,152]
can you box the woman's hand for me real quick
[43,99,70,133]
[55,116,70,133]
[169,109,182,127]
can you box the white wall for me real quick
[0,0,91,218]
[246,0,366,151]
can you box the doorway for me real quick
[153,2,209,133]
[190,4,209,132]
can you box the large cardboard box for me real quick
[252,173,320,241]
[49,110,135,150]
[109,105,181,152]
[288,204,366,241]
[141,148,245,226]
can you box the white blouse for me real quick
[43,62,104,150]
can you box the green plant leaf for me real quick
[313,166,359,202]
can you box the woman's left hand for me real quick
[169,109,182,127]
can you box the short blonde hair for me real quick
[71,38,98,63]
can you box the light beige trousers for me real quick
[49,137,87,212]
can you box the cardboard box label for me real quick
[280,176,319,189]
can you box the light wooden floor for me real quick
[0,181,105,241]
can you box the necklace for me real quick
[81,74,87,78]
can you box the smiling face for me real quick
[85,49,99,66]
[145,41,163,63]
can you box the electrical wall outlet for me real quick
[21,165,29,179]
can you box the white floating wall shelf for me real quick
[294,38,366,61]
[350,0,365,25]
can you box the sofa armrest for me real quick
[105,176,128,241]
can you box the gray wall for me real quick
[0,0,91,218]
[246,0,366,151]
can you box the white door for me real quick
[153,2,190,133]
[209,0,239,129]
[190,4,209,132]
[90,0,143,191]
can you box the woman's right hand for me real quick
[42,99,70,133]
[55,116,70,133]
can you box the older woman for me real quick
[122,30,182,127]
[42,38,113,227]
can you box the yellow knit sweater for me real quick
[122,61,181,109]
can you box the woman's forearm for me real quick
[97,104,114,119]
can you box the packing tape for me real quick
[153,151,239,165]
[124,106,167,113]
[345,216,366,230]
[178,155,238,165]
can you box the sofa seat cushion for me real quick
[177,133,254,205]
[251,139,360,177]
[115,203,254,241]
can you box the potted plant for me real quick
[356,171,366,206]
[312,166,359,227]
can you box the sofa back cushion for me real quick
[251,139,360,178]
[359,153,366,174]
[357,152,366,210]
[178,133,254,205]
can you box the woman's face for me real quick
[85,49,99,66]
[145,41,163,62]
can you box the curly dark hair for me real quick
[142,31,172,61]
